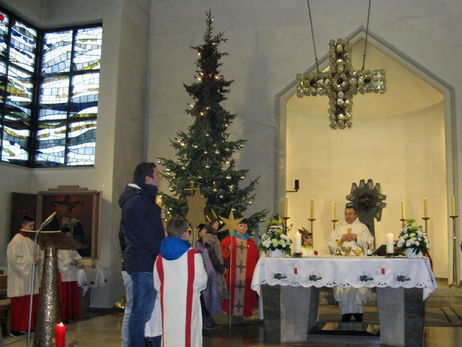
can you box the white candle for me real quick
[294,231,301,253]
[310,199,315,218]
[284,197,288,217]
[332,201,336,220]
[386,233,394,254]
[401,200,406,220]
[451,195,456,216]
[423,198,428,218]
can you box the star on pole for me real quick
[185,187,207,246]
[220,210,244,237]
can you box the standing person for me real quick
[57,227,82,322]
[327,206,374,322]
[7,216,42,334]
[118,224,133,347]
[196,223,221,329]
[154,217,207,347]
[220,219,259,319]
[119,162,164,346]
[202,220,228,304]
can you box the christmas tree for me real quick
[159,10,267,234]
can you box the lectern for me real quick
[23,230,86,347]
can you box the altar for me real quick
[251,256,437,346]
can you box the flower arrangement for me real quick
[396,219,429,255]
[259,220,292,256]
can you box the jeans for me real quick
[128,272,156,347]
[121,271,133,347]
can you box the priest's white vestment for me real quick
[327,218,374,314]
[154,247,207,347]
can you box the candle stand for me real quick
[331,219,338,230]
[449,215,460,288]
[400,218,407,228]
[282,216,290,233]
[308,218,316,235]
[422,216,430,235]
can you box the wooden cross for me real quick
[296,38,386,129]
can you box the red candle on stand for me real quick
[55,322,66,347]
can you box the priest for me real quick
[327,206,374,322]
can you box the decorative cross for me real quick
[296,38,386,129]
[184,180,196,195]
[236,243,247,252]
[236,263,246,272]
[234,303,244,310]
[235,283,245,291]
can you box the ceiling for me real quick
[287,39,444,118]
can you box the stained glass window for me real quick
[0,5,102,167]
[36,25,101,166]
[0,10,36,165]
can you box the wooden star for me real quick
[220,210,244,237]
[185,187,207,230]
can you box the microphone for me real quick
[40,211,57,230]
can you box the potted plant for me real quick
[259,220,292,257]
[396,219,429,258]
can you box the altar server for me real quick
[7,216,42,333]
[154,217,207,347]
[221,218,259,318]
[58,227,82,321]
[327,206,374,322]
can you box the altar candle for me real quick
[284,197,288,217]
[451,195,456,216]
[332,201,336,220]
[55,322,66,347]
[310,199,315,218]
[423,198,428,218]
[401,200,406,220]
[294,231,301,253]
[386,233,394,254]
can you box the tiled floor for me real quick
[3,280,462,346]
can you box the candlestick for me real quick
[284,197,288,217]
[282,216,290,233]
[310,199,315,219]
[451,195,456,216]
[294,231,301,254]
[308,217,316,238]
[423,198,428,218]
[332,201,336,220]
[401,200,406,220]
[422,216,430,235]
[294,179,299,190]
[331,219,338,230]
[449,215,460,287]
[386,233,394,255]
[55,322,66,347]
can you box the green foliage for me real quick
[158,10,267,233]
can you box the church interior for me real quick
[0,0,461,346]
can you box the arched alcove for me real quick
[276,27,456,279]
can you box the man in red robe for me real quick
[220,219,259,318]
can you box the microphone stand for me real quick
[27,212,56,347]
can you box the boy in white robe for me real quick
[327,206,374,322]
[154,217,207,347]
[7,216,43,333]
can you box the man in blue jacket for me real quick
[119,162,164,347]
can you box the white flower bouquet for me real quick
[396,219,429,256]
[259,220,292,256]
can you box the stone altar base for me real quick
[262,285,425,346]
[261,285,319,343]
[377,287,424,347]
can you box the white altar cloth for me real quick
[251,255,437,300]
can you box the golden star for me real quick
[220,210,244,237]
[185,187,207,229]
